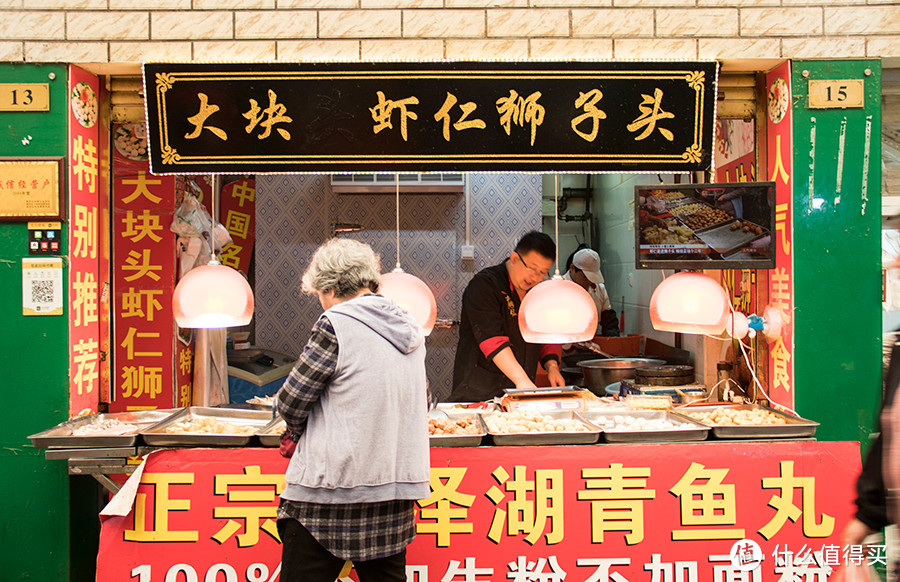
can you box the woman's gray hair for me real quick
[301,238,381,298]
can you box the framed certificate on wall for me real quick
[0,158,64,222]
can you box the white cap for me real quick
[572,248,604,284]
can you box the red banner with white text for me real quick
[98,441,860,582]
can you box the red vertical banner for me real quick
[715,118,757,184]
[68,65,102,417]
[218,178,256,278]
[111,125,178,411]
[715,118,759,314]
[765,62,795,409]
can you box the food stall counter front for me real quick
[89,440,859,582]
[29,403,860,581]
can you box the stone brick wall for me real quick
[0,1,898,65]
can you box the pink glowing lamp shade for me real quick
[379,270,437,336]
[649,271,729,335]
[519,278,598,344]
[173,262,254,329]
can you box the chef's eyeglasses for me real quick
[514,251,550,279]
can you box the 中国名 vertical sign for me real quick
[143,61,718,174]
[219,178,255,278]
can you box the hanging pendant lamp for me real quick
[379,174,437,335]
[519,175,598,343]
[649,271,729,335]
[173,176,255,329]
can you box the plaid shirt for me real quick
[275,313,418,561]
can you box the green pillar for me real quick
[0,63,71,579]
[790,60,882,447]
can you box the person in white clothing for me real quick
[563,247,620,337]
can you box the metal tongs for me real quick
[575,341,616,359]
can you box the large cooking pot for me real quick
[577,358,666,396]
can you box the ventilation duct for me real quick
[331,173,464,194]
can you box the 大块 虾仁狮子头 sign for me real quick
[142,61,718,174]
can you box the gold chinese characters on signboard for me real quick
[0,159,64,221]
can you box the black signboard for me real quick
[143,61,718,174]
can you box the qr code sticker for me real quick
[31,280,55,304]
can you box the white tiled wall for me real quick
[254,173,542,401]
[593,172,706,367]
[1,1,897,64]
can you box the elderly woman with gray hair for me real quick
[274,238,430,581]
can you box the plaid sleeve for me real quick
[274,315,338,436]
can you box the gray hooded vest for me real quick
[281,294,431,504]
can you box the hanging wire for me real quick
[394,172,401,271]
[553,175,560,277]
[717,278,798,415]
[210,174,220,263]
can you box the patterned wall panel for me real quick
[256,174,542,400]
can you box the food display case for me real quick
[28,410,179,449]
[481,409,601,446]
[140,406,273,447]
[677,402,819,439]
[428,410,486,448]
[28,394,821,498]
[580,409,710,442]
[256,416,287,447]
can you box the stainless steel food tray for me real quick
[140,407,272,447]
[245,396,275,411]
[664,197,693,209]
[481,410,600,446]
[430,411,485,448]
[676,404,819,439]
[256,416,287,447]
[28,410,179,449]
[695,221,767,255]
[580,410,709,443]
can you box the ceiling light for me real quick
[173,175,255,329]
[649,271,729,335]
[378,173,437,335]
[519,175,598,343]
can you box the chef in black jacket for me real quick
[450,231,564,403]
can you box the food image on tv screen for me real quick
[635,182,775,270]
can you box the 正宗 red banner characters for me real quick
[98,441,858,581]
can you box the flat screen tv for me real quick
[635,181,776,270]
